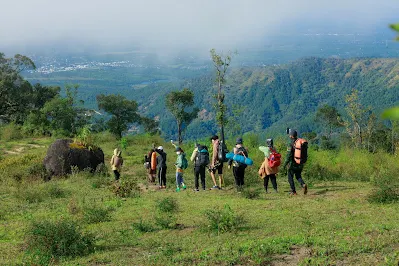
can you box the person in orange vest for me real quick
[282,129,308,195]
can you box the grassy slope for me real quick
[0,136,399,265]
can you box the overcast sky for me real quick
[1,0,398,53]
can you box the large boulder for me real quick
[43,139,104,177]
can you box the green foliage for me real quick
[120,137,128,150]
[156,196,179,213]
[26,219,94,264]
[112,180,141,198]
[132,219,156,233]
[165,88,199,144]
[15,186,46,203]
[204,204,245,233]
[368,174,399,204]
[27,163,48,180]
[0,123,23,141]
[382,107,399,120]
[390,23,399,40]
[97,94,141,139]
[242,187,262,199]
[155,213,177,229]
[83,205,113,224]
[315,104,343,137]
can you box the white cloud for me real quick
[1,0,398,52]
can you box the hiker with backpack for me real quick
[171,141,188,192]
[228,138,249,192]
[190,143,209,191]
[209,135,224,190]
[258,138,281,193]
[282,129,308,195]
[110,148,123,181]
[145,149,157,183]
[153,145,167,189]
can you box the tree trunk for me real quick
[177,121,182,145]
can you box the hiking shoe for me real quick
[211,185,219,190]
[176,187,181,192]
[162,186,166,189]
[303,184,308,195]
[289,192,297,196]
[194,188,199,192]
[182,184,187,189]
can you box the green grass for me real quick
[0,135,398,265]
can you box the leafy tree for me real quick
[210,49,234,140]
[165,88,198,144]
[315,104,343,137]
[141,116,160,136]
[26,85,88,136]
[0,53,36,124]
[390,23,399,41]
[97,94,141,139]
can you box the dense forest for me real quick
[135,57,399,140]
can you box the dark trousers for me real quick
[194,166,206,190]
[288,168,305,193]
[233,166,245,187]
[264,174,277,191]
[158,167,167,186]
[113,170,120,180]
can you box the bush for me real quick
[155,213,177,229]
[242,187,262,199]
[27,164,48,181]
[132,219,156,232]
[67,198,80,215]
[112,180,141,198]
[26,219,94,265]
[83,205,113,224]
[46,183,67,198]
[0,123,23,141]
[204,204,245,233]
[156,197,179,213]
[368,175,399,204]
[15,187,45,203]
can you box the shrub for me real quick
[46,183,67,198]
[156,197,179,213]
[242,187,262,199]
[26,220,94,265]
[155,213,177,229]
[368,175,399,204]
[113,180,141,198]
[132,219,156,232]
[83,205,113,224]
[67,198,80,215]
[15,187,45,203]
[27,164,48,181]
[0,123,23,141]
[204,204,245,233]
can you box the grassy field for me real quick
[0,135,398,265]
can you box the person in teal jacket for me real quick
[171,141,187,192]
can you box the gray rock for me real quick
[43,139,104,177]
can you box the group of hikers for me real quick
[110,129,308,195]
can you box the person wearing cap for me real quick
[209,135,223,190]
[171,140,187,192]
[228,137,248,192]
[258,139,279,193]
[282,129,308,195]
[154,145,167,189]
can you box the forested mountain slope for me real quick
[135,57,399,139]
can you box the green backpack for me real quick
[181,154,188,170]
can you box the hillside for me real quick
[135,57,399,139]
[1,135,399,265]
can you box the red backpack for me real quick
[268,148,281,168]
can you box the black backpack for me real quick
[218,140,229,163]
[196,145,210,167]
